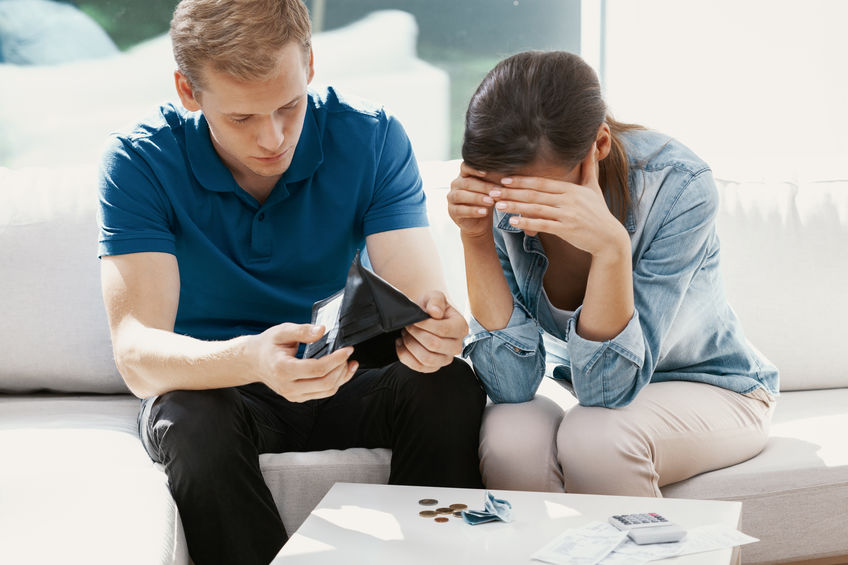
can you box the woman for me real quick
[449,51,778,496]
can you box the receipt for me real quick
[533,521,758,565]
[598,523,759,564]
[531,521,627,565]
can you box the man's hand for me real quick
[251,322,358,402]
[396,290,468,373]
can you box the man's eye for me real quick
[230,116,250,124]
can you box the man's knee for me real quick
[393,358,485,413]
[147,388,247,465]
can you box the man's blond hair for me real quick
[170,0,312,91]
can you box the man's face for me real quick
[178,42,314,192]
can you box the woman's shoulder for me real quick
[620,128,710,178]
[621,129,719,222]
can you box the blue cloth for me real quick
[0,0,118,64]
[98,87,428,341]
[463,129,779,408]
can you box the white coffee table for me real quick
[273,483,744,564]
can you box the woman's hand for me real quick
[491,145,629,258]
[447,162,500,239]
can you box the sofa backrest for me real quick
[714,177,848,391]
[1,163,845,395]
[420,161,848,393]
[0,166,126,393]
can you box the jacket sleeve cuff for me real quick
[566,306,645,373]
[462,301,546,403]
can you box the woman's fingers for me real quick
[448,185,494,206]
[507,215,561,234]
[459,161,487,178]
[495,200,560,220]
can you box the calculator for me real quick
[609,513,687,544]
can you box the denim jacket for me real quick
[463,129,779,408]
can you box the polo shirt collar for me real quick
[185,111,239,193]
[282,99,323,184]
[184,101,324,194]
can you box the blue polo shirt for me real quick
[98,87,428,341]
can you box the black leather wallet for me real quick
[302,251,429,369]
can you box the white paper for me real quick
[669,524,759,556]
[314,292,343,331]
[598,523,759,564]
[531,521,627,565]
[532,521,759,565]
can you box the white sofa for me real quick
[2,16,847,565]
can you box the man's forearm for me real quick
[114,319,255,398]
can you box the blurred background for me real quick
[2,0,847,181]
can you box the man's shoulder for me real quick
[109,103,189,153]
[309,86,387,126]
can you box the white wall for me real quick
[603,0,848,181]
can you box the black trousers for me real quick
[138,358,485,565]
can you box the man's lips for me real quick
[253,147,290,162]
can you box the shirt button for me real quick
[258,213,265,221]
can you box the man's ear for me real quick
[174,70,201,111]
[306,46,315,84]
[596,122,612,161]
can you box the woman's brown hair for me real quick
[461,51,641,224]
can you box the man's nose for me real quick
[257,114,284,151]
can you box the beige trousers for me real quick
[479,379,775,496]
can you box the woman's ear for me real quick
[174,70,201,112]
[596,123,612,161]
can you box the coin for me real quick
[453,511,464,517]
[434,517,449,523]
[449,503,467,510]
[419,510,438,518]
[436,507,453,514]
[418,498,438,506]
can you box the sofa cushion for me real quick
[0,394,390,561]
[0,395,188,565]
[260,448,391,534]
[662,389,848,564]
[0,0,118,65]
[715,178,848,391]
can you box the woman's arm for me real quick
[565,169,719,407]
[448,164,547,402]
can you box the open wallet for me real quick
[302,250,430,369]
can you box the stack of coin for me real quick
[417,499,470,523]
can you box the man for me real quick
[97,1,485,563]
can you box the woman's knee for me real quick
[556,406,659,496]
[480,396,565,492]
